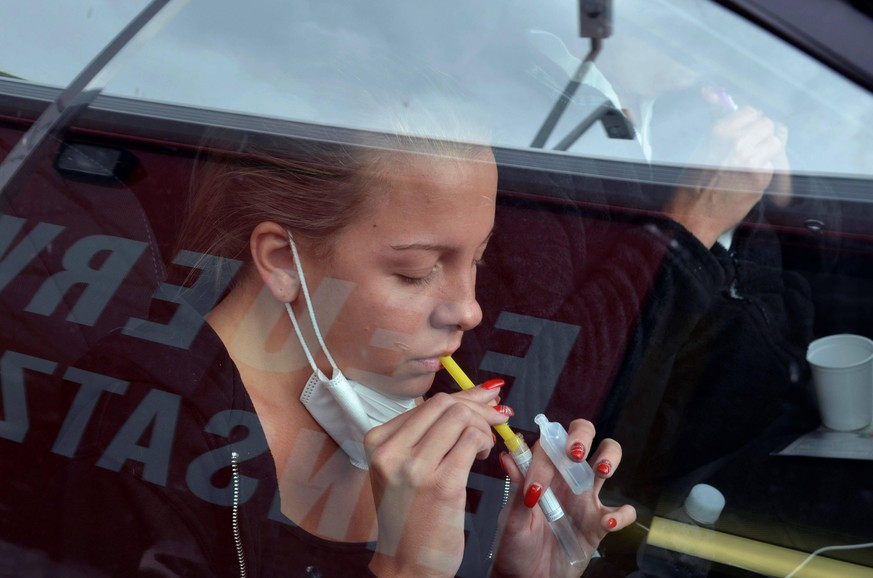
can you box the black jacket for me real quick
[8,321,375,577]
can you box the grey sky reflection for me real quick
[3,0,872,178]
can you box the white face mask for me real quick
[286,232,417,469]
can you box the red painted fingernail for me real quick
[596,461,611,476]
[524,484,543,508]
[608,517,618,529]
[570,442,586,462]
[494,405,515,417]
[481,378,505,390]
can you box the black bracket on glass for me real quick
[529,0,615,149]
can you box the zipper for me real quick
[487,475,513,561]
[231,451,248,578]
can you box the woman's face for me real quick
[299,148,497,398]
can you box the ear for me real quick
[250,221,300,303]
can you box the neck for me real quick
[207,277,378,542]
[208,275,327,455]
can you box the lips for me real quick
[415,357,444,373]
[413,343,460,373]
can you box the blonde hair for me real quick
[176,71,493,283]
[179,131,489,263]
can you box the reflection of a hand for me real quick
[664,106,787,248]
[768,122,793,207]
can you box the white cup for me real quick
[807,334,873,431]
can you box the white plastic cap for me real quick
[683,484,725,525]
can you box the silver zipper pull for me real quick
[231,451,248,578]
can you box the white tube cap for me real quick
[683,484,726,525]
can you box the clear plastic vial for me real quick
[535,414,595,494]
[508,433,588,568]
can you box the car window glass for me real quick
[93,0,873,183]
[0,0,150,87]
[3,1,873,576]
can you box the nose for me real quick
[432,271,483,332]
[456,293,483,331]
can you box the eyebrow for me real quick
[389,242,451,252]
[390,228,495,252]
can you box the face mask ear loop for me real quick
[287,231,374,440]
[286,232,339,374]
[285,302,318,374]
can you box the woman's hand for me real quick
[491,419,637,578]
[365,381,509,578]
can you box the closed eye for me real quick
[397,264,438,286]
[398,272,435,286]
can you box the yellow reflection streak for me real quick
[648,517,873,577]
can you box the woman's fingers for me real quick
[443,383,509,425]
[517,443,557,509]
[411,398,494,467]
[366,388,505,448]
[498,450,521,482]
[521,417,599,508]
[588,437,623,494]
[366,387,510,477]
[565,418,596,464]
[492,424,638,578]
[365,386,508,578]
[495,417,602,512]
[602,504,638,533]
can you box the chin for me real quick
[347,367,434,399]
[389,372,436,399]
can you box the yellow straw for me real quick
[439,356,522,451]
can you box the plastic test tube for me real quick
[439,356,587,568]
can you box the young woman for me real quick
[34,128,635,577]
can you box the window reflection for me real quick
[0,0,149,87]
